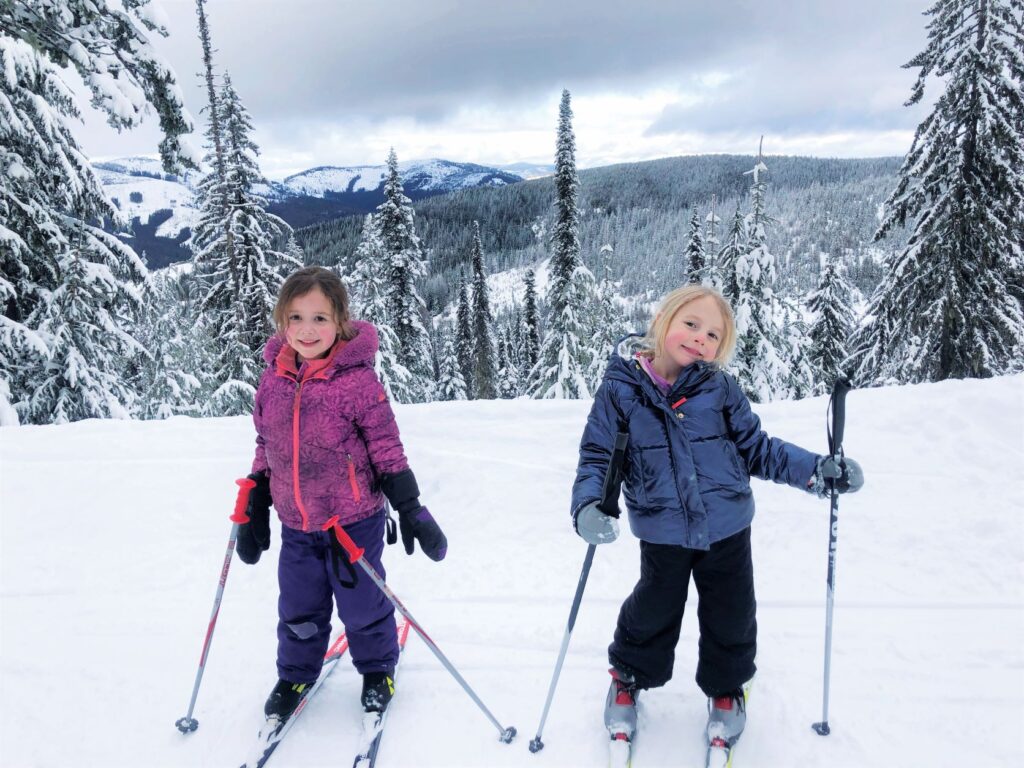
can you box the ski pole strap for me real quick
[597,432,629,517]
[322,515,365,563]
[827,378,852,457]
[230,477,257,524]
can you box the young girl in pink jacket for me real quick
[236,266,445,726]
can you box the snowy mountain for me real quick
[93,157,524,268]
[1,375,1021,766]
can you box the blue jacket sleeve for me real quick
[722,374,820,490]
[571,379,625,518]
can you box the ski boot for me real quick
[605,667,638,766]
[705,685,749,768]
[360,669,395,713]
[264,679,310,721]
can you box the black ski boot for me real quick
[360,669,395,713]
[264,679,310,721]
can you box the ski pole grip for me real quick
[230,477,256,524]
[597,432,629,517]
[830,378,852,456]
[322,516,365,563]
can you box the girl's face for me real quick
[284,288,342,360]
[659,295,726,374]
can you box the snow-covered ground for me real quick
[1,376,1022,768]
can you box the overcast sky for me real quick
[74,0,935,179]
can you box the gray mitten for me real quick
[574,501,620,545]
[810,456,864,498]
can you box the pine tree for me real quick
[528,89,592,398]
[704,195,724,290]
[350,214,411,401]
[522,268,541,372]
[436,332,468,401]
[717,206,746,308]
[190,73,298,416]
[851,0,1024,384]
[496,335,522,399]
[781,304,816,400]
[26,224,148,422]
[454,274,474,396]
[1,2,194,423]
[684,210,707,284]
[469,221,497,398]
[376,148,434,401]
[587,244,627,388]
[808,252,856,394]
[732,144,791,402]
[139,272,202,419]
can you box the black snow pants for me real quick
[608,526,756,697]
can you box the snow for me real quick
[1,375,1022,767]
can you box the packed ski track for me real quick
[1,376,1022,767]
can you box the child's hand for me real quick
[237,472,272,564]
[809,456,864,498]
[398,506,447,561]
[574,501,620,545]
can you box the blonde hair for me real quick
[642,284,736,366]
[273,267,357,340]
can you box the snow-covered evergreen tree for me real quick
[26,224,148,423]
[522,268,541,372]
[851,0,1024,384]
[684,210,707,284]
[587,244,627,388]
[469,222,497,399]
[704,195,724,290]
[139,272,201,419]
[731,147,791,402]
[528,89,592,399]
[190,73,298,416]
[376,148,435,402]
[808,252,856,393]
[1,2,194,423]
[454,274,475,397]
[496,336,522,399]
[781,305,816,400]
[350,214,411,401]
[436,332,467,401]
[717,206,746,309]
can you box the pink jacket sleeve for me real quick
[351,368,409,477]
[251,382,269,475]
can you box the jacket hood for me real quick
[262,319,380,372]
[605,332,718,395]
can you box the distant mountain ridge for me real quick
[94,157,525,268]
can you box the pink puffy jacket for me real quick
[251,320,409,531]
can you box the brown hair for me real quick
[641,284,737,366]
[273,267,357,340]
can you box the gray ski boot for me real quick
[604,667,638,741]
[705,686,748,748]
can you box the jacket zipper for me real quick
[347,454,362,502]
[291,380,311,531]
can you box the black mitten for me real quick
[380,469,447,561]
[236,472,272,564]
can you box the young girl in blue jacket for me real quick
[571,285,862,754]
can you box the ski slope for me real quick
[1,376,1022,768]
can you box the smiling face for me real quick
[654,295,726,382]
[284,288,343,360]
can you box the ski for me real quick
[352,617,412,768]
[239,631,350,768]
[608,732,632,767]
[705,738,733,768]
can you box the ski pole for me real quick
[176,476,256,734]
[812,378,851,737]
[323,517,518,744]
[529,431,629,753]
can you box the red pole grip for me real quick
[322,515,365,563]
[230,477,257,523]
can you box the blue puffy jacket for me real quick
[572,337,821,550]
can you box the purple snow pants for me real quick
[277,510,398,683]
